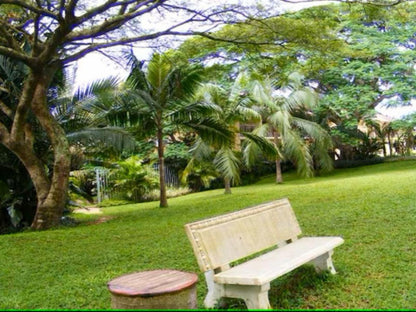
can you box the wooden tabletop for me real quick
[107,269,198,296]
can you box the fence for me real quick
[152,163,180,187]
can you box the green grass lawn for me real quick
[1,160,415,310]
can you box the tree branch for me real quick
[0,0,59,20]
[0,22,22,51]
[0,99,14,119]
[67,1,164,42]
[281,0,413,5]
[10,73,37,143]
[0,46,36,66]
[0,120,10,144]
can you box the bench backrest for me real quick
[184,198,302,272]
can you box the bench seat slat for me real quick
[214,236,344,286]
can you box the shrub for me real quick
[109,156,159,202]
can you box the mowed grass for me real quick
[0,160,415,310]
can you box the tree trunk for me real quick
[224,177,232,194]
[387,133,393,156]
[31,72,71,229]
[233,121,241,150]
[275,159,283,184]
[1,70,71,230]
[157,128,168,208]
[273,130,283,183]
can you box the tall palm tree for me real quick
[248,72,333,183]
[114,53,233,207]
[184,73,278,194]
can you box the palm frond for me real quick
[0,55,26,96]
[287,72,304,90]
[126,57,150,93]
[292,117,332,146]
[283,88,318,112]
[170,65,204,99]
[73,76,119,103]
[268,109,291,134]
[184,117,234,147]
[250,79,274,107]
[194,83,226,105]
[235,105,262,123]
[146,53,172,95]
[282,129,314,178]
[292,117,333,173]
[170,99,223,123]
[213,146,241,185]
[241,132,279,165]
[67,127,136,153]
[242,138,261,168]
[189,138,213,160]
[229,71,250,103]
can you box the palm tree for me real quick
[184,73,278,194]
[114,52,233,207]
[248,72,333,183]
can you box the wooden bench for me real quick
[184,198,344,310]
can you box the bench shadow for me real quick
[213,265,331,310]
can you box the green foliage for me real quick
[69,169,97,203]
[313,3,416,160]
[177,4,346,78]
[181,157,219,192]
[164,142,192,173]
[246,72,333,180]
[109,156,159,202]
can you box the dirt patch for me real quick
[73,207,102,214]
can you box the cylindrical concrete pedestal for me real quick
[107,269,198,309]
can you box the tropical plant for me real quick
[106,52,233,206]
[247,72,333,183]
[109,156,159,202]
[183,74,278,194]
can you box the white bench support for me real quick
[310,250,336,274]
[185,198,344,310]
[204,270,271,309]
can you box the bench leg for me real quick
[311,250,337,274]
[204,271,271,309]
[204,270,223,308]
[223,283,271,310]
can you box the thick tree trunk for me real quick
[157,128,168,208]
[1,70,71,230]
[30,71,71,230]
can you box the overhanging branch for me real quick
[0,0,59,20]
[281,0,413,5]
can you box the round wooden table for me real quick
[107,269,198,309]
